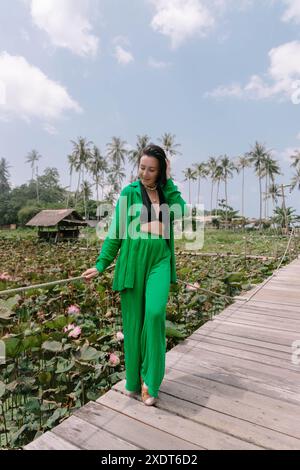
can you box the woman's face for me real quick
[138,155,160,186]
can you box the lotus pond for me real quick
[0,228,299,448]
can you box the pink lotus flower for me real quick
[64,323,76,333]
[67,305,80,315]
[68,326,82,339]
[116,331,124,342]
[109,352,120,367]
[186,282,200,292]
[0,272,13,281]
[37,311,45,321]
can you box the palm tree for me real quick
[246,142,271,228]
[107,137,128,167]
[89,146,108,203]
[268,183,281,211]
[66,153,77,208]
[106,137,128,193]
[272,206,299,230]
[0,157,11,193]
[105,171,124,205]
[290,168,300,192]
[220,155,236,223]
[182,168,197,204]
[81,181,93,220]
[25,149,41,203]
[158,132,181,160]
[214,161,223,216]
[192,162,208,205]
[236,155,252,218]
[206,156,219,213]
[261,155,281,218]
[290,149,300,169]
[70,137,93,209]
[128,135,151,180]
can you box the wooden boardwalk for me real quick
[25,256,300,450]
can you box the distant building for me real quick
[26,209,87,241]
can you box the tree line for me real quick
[0,135,300,227]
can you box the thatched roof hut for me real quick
[26,209,87,241]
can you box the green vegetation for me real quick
[0,229,299,448]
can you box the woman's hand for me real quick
[166,158,171,179]
[81,267,99,282]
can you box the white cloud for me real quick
[0,52,82,122]
[148,57,171,68]
[206,41,300,102]
[296,132,300,140]
[281,0,300,24]
[205,83,243,98]
[113,36,130,47]
[149,0,215,48]
[28,0,99,57]
[43,123,59,135]
[272,145,300,167]
[114,45,134,65]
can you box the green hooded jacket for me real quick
[95,177,187,291]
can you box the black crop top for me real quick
[140,182,170,238]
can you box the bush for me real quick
[17,206,41,226]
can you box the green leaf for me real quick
[0,295,21,320]
[2,337,22,358]
[223,272,244,284]
[10,424,28,446]
[77,345,101,362]
[46,407,68,428]
[42,340,63,353]
[165,320,186,339]
[25,397,40,413]
[23,334,43,351]
[45,315,69,330]
[0,381,6,398]
[38,371,52,385]
[55,357,75,374]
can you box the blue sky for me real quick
[1,0,300,217]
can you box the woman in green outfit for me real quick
[82,145,187,406]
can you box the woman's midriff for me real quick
[140,220,165,236]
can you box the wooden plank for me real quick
[223,302,300,316]
[112,381,300,450]
[218,308,300,326]
[211,315,300,334]
[73,401,200,450]
[24,431,81,450]
[191,330,292,356]
[243,302,300,315]
[52,414,140,450]
[236,298,300,307]
[184,338,297,371]
[166,350,300,405]
[168,342,300,386]
[98,390,260,450]
[195,319,299,346]
[162,370,300,434]
[211,317,300,334]
[222,304,300,320]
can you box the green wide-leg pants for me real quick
[120,233,171,398]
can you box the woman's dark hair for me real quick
[138,144,167,186]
